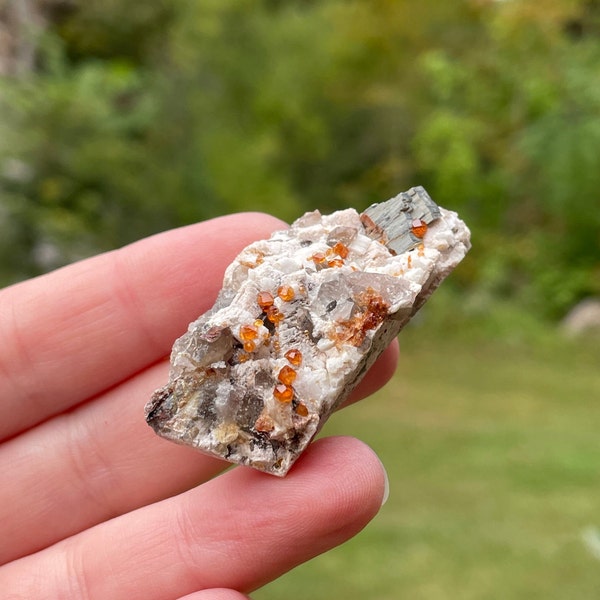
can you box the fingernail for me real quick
[377,456,390,507]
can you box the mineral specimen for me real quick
[145,186,471,476]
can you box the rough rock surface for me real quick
[145,187,471,476]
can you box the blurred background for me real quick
[1,0,598,598]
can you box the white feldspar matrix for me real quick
[145,187,471,476]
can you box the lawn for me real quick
[256,317,600,599]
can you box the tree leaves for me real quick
[1,0,598,316]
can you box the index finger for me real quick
[0,213,286,441]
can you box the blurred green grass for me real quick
[256,319,600,599]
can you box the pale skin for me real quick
[0,213,398,600]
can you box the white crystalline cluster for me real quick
[146,187,471,476]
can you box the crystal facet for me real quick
[145,186,471,476]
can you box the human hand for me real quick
[0,213,397,599]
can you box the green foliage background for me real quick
[1,0,599,317]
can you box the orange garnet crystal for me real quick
[410,218,428,239]
[274,384,294,403]
[310,252,327,265]
[243,340,256,353]
[277,365,297,385]
[239,324,258,341]
[284,348,302,366]
[277,285,295,302]
[332,242,349,259]
[266,306,284,325]
[257,291,275,311]
[295,403,309,417]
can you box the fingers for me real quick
[0,213,286,441]
[0,361,227,564]
[1,437,387,600]
[178,590,250,600]
[0,342,397,564]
